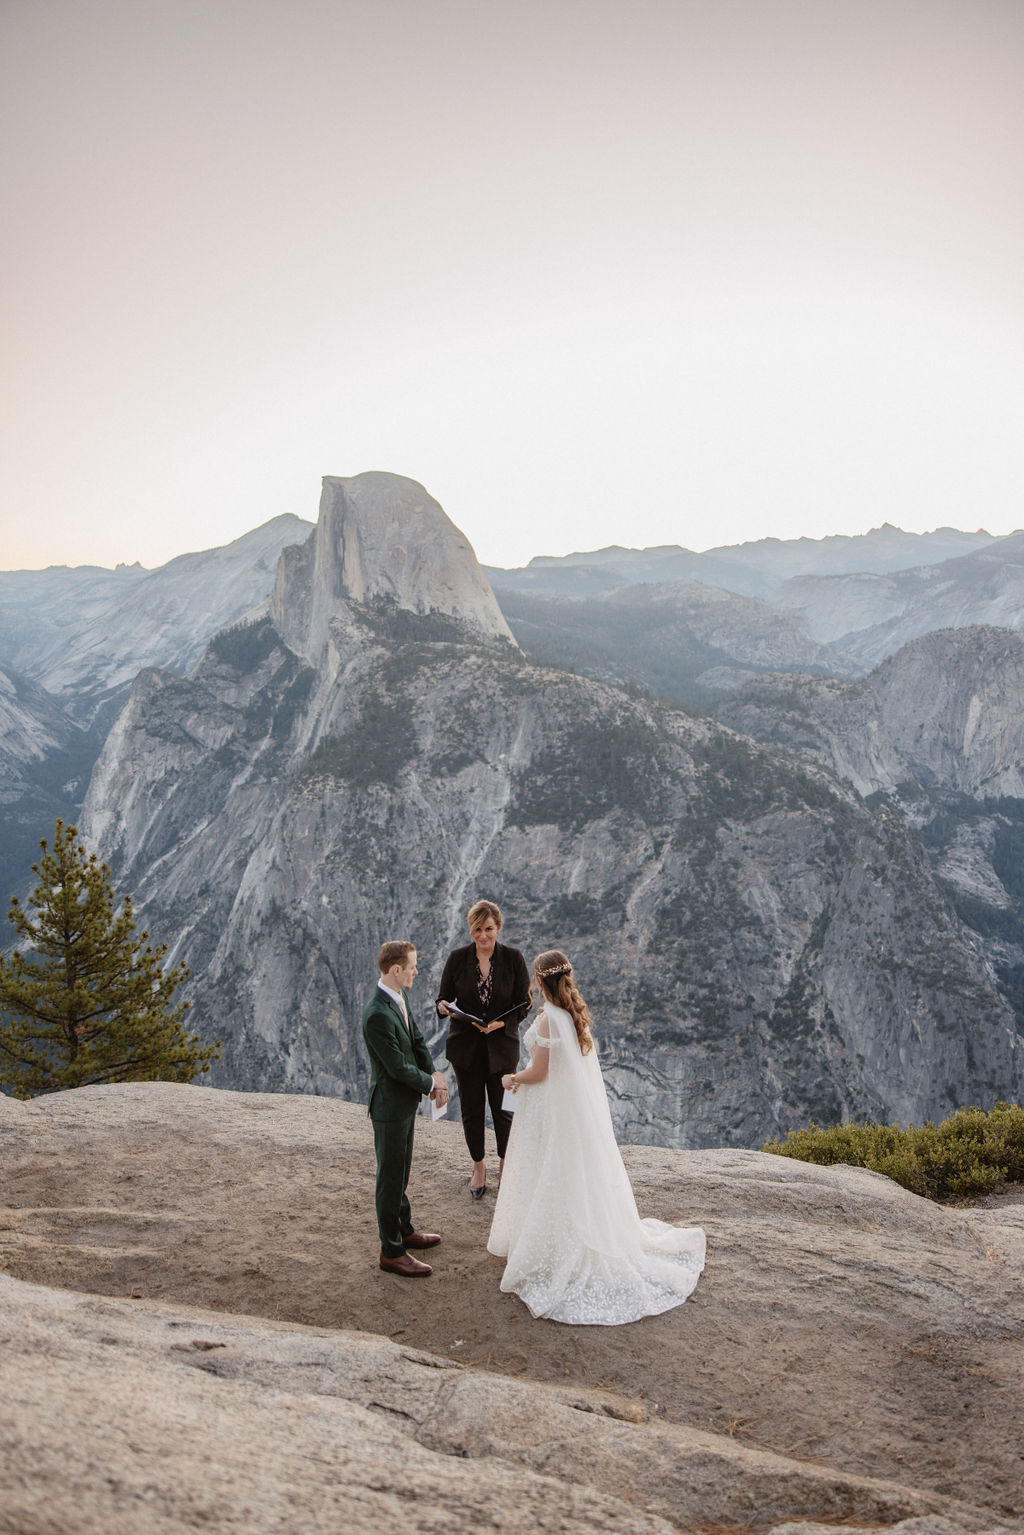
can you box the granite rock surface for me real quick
[2,1081,1022,1535]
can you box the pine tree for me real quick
[0,820,219,1098]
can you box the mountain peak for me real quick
[270,472,515,661]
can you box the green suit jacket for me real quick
[362,985,435,1122]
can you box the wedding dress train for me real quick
[487,1006,705,1325]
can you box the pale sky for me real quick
[2,0,1022,572]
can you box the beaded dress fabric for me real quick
[487,1004,706,1325]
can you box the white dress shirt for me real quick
[378,978,410,1029]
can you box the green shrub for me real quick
[762,1102,1024,1201]
[207,616,280,672]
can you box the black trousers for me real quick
[454,1055,513,1161]
[372,1113,417,1258]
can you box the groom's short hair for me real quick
[378,940,414,973]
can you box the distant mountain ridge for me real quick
[0,513,313,721]
[0,513,312,904]
[487,523,999,600]
[777,532,1024,662]
[490,527,1024,701]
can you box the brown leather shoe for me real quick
[403,1231,441,1250]
[379,1251,432,1277]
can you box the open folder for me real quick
[438,997,531,1031]
[441,1002,485,1026]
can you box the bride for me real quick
[487,949,705,1325]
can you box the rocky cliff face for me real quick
[81,484,1024,1148]
[713,627,1024,1043]
[5,1081,1023,1534]
[0,664,100,904]
[271,473,514,665]
[714,628,1024,802]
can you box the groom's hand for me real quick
[430,1071,449,1107]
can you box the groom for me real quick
[363,940,449,1277]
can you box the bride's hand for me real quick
[501,1072,518,1092]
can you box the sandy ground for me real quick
[3,1084,1024,1528]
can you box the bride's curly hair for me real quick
[533,949,593,1054]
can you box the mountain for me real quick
[713,626,1024,1038]
[269,472,514,662]
[80,476,1024,1148]
[0,665,88,796]
[714,627,1024,802]
[777,532,1024,664]
[0,513,312,723]
[496,578,858,706]
[0,515,314,902]
[487,524,997,601]
[0,562,148,682]
[0,664,101,901]
[489,526,1024,677]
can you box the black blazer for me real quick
[437,941,532,1076]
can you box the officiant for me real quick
[436,900,531,1200]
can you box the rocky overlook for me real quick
[1,1082,1022,1535]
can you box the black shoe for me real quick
[470,1181,487,1200]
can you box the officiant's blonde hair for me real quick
[533,949,593,1054]
[467,899,502,933]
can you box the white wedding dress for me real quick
[487,1005,706,1325]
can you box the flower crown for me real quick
[537,962,571,978]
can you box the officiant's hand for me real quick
[436,1000,452,1016]
[482,1019,505,1034]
